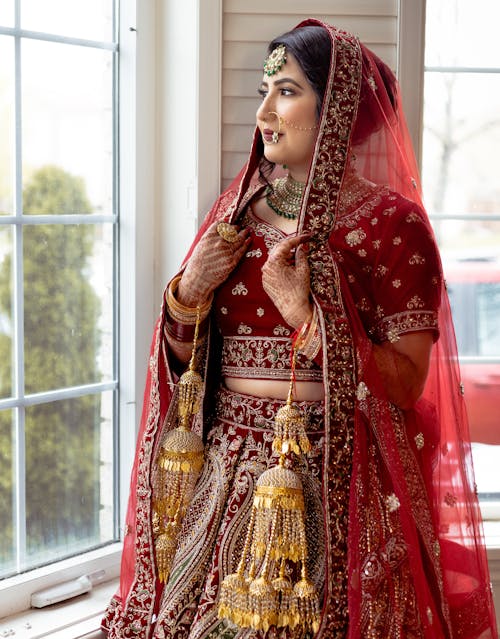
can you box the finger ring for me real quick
[217,222,239,243]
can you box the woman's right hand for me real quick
[177,221,251,307]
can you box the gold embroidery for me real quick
[237,323,252,335]
[406,211,423,223]
[407,295,425,310]
[386,493,401,512]
[345,228,367,246]
[372,310,438,343]
[221,335,322,382]
[414,432,425,450]
[375,265,388,278]
[273,324,291,336]
[409,252,426,265]
[231,282,248,295]
[356,382,370,401]
[245,247,262,258]
[387,328,401,343]
[356,297,371,312]
[242,208,287,249]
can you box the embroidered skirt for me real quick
[151,385,328,639]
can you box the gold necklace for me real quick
[266,175,305,220]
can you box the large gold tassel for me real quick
[152,309,205,583]
[218,359,320,634]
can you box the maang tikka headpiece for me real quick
[264,44,287,76]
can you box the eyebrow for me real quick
[260,77,304,90]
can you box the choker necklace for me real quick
[266,175,305,220]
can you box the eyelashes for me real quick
[257,87,295,99]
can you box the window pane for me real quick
[0,2,14,28]
[425,0,500,68]
[24,392,115,570]
[423,73,500,218]
[0,36,15,216]
[444,259,500,446]
[21,0,114,42]
[478,282,500,356]
[431,218,500,260]
[0,226,14,399]
[22,40,113,215]
[0,410,15,578]
[24,222,114,394]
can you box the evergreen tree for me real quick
[0,166,102,571]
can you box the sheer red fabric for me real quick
[103,19,497,639]
[300,20,496,638]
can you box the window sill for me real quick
[0,578,116,638]
[0,543,122,620]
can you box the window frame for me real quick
[0,0,222,618]
[0,0,136,617]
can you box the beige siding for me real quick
[221,0,399,190]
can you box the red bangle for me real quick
[164,313,209,342]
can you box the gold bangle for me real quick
[166,274,213,325]
[297,306,321,361]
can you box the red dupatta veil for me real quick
[107,19,497,639]
[296,20,496,638]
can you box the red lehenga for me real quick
[102,20,498,639]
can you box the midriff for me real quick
[224,376,325,401]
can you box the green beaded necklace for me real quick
[266,175,305,220]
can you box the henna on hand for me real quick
[261,233,312,329]
[178,221,251,307]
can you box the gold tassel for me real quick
[153,308,205,583]
[218,354,320,634]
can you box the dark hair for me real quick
[268,26,332,117]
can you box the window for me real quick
[0,2,119,581]
[422,0,500,539]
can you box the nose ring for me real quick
[268,111,283,144]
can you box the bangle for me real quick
[297,306,321,361]
[164,314,209,343]
[164,324,207,350]
[166,274,213,325]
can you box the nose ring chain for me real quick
[267,111,318,143]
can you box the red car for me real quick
[443,258,500,445]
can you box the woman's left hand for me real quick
[262,233,312,329]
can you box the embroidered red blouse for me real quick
[214,184,441,382]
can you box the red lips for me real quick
[262,128,279,142]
